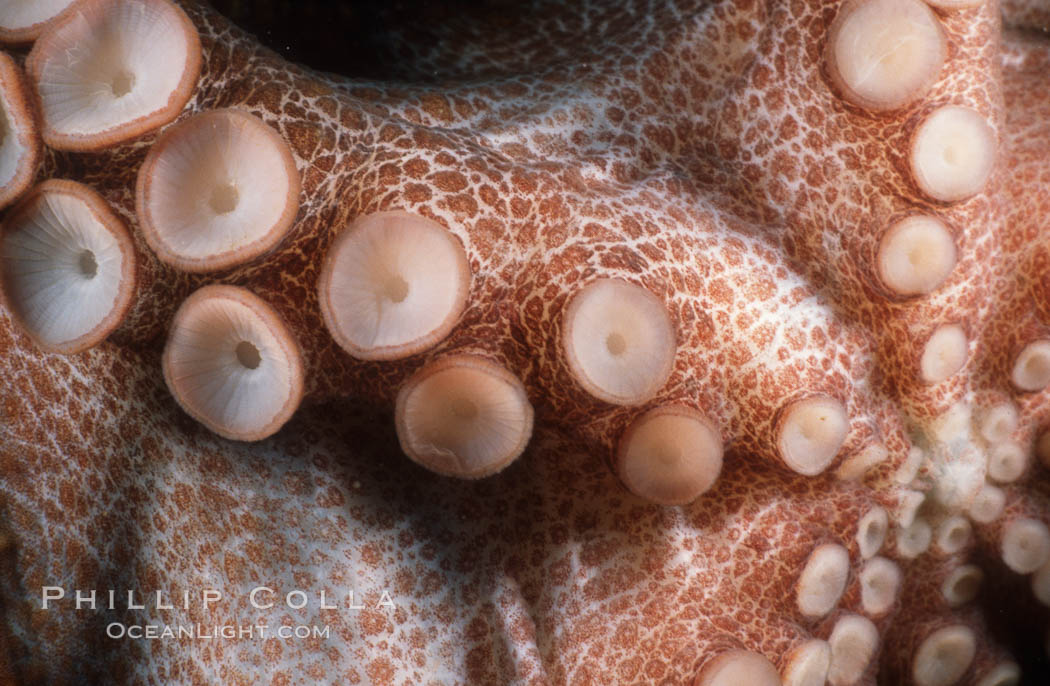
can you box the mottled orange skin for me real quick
[2,0,1050,684]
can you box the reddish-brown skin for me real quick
[1,0,1050,683]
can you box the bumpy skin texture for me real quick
[2,0,1050,684]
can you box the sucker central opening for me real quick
[1026,354,1050,377]
[450,397,478,421]
[951,575,977,598]
[651,439,681,466]
[801,414,828,441]
[78,250,98,279]
[110,70,135,98]
[209,182,240,215]
[383,275,409,303]
[865,574,886,592]
[605,331,627,356]
[875,32,916,71]
[947,527,966,547]
[235,340,262,369]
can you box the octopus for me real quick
[0,0,1049,683]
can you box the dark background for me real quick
[208,0,525,80]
